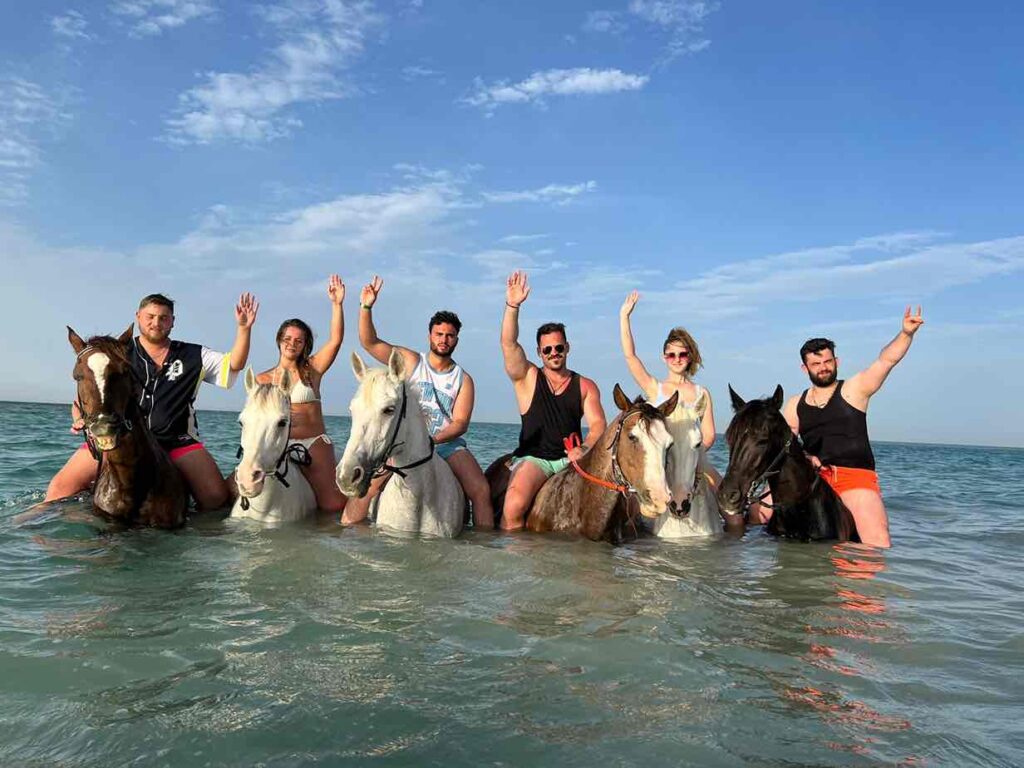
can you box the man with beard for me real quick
[45,291,259,510]
[752,306,924,547]
[342,275,494,529]
[500,270,607,531]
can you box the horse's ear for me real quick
[728,384,745,412]
[613,383,632,412]
[693,389,708,419]
[388,347,406,380]
[67,326,86,355]
[658,389,679,418]
[770,384,784,410]
[278,368,292,394]
[244,367,258,394]
[351,352,367,382]
[117,323,133,346]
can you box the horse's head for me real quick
[664,390,708,518]
[336,349,412,498]
[717,384,789,515]
[235,368,292,499]
[609,384,677,518]
[68,325,136,452]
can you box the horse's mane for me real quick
[725,397,784,443]
[615,396,668,437]
[84,335,130,361]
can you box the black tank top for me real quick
[514,370,584,461]
[797,380,875,470]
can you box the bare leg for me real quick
[44,448,99,502]
[341,473,390,525]
[174,448,230,511]
[446,450,493,530]
[840,488,890,548]
[502,461,548,531]
[300,438,346,513]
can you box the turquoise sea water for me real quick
[1,401,1022,767]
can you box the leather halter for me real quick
[564,406,651,497]
[743,434,794,509]
[370,381,435,480]
[75,345,134,458]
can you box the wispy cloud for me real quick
[583,10,628,34]
[165,0,380,144]
[465,67,648,113]
[0,78,68,206]
[401,64,444,83]
[482,180,597,205]
[498,233,551,244]
[584,1,717,62]
[110,0,216,37]
[51,10,93,41]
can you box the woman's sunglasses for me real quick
[541,344,566,356]
[664,350,690,361]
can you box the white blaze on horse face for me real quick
[87,352,111,405]
[634,418,674,516]
[666,409,703,505]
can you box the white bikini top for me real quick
[652,380,704,420]
[275,369,320,404]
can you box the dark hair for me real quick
[800,337,835,362]
[276,319,315,367]
[536,322,567,346]
[662,327,703,377]
[429,311,462,333]
[138,293,174,313]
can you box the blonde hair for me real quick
[662,327,702,378]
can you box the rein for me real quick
[563,411,640,497]
[370,382,435,480]
[743,435,793,510]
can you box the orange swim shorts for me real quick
[819,465,881,496]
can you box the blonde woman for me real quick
[619,290,716,451]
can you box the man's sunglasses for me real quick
[541,344,566,356]
[664,350,690,360]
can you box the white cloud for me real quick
[583,10,627,34]
[110,0,215,36]
[51,10,93,40]
[628,0,716,60]
[165,0,380,144]
[0,78,68,206]
[498,233,551,244]
[465,68,648,112]
[482,180,597,205]
[401,64,443,82]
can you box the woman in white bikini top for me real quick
[618,290,717,451]
[255,274,347,512]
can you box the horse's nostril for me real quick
[351,467,363,484]
[251,470,265,484]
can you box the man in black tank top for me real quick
[771,307,925,548]
[499,271,607,531]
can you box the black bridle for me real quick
[369,381,434,480]
[742,434,794,511]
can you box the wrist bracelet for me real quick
[360,304,372,310]
[506,302,520,310]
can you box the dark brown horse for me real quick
[68,325,187,528]
[717,385,859,542]
[486,385,679,543]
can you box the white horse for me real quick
[650,392,722,538]
[232,368,317,523]
[336,350,464,538]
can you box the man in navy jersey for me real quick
[45,292,259,510]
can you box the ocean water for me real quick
[1,401,1022,767]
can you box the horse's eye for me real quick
[628,434,639,443]
[277,419,287,428]
[73,373,83,381]
[383,406,396,415]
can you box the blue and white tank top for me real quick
[411,354,464,437]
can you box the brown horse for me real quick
[486,385,678,543]
[68,325,187,528]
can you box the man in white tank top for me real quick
[340,276,495,529]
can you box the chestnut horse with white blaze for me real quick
[67,325,187,528]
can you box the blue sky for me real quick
[1,1,1022,447]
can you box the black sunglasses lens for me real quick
[542,344,565,355]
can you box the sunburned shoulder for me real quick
[579,376,601,395]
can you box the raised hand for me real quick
[620,290,640,317]
[902,305,924,335]
[361,275,383,308]
[327,274,346,305]
[235,292,259,329]
[506,271,531,308]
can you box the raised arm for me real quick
[309,274,346,375]
[432,372,475,444]
[501,271,532,382]
[358,275,418,372]
[229,292,259,371]
[570,377,607,460]
[619,290,657,397]
[847,306,924,402]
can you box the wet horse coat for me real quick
[68,326,186,528]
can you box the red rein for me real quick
[563,433,630,495]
